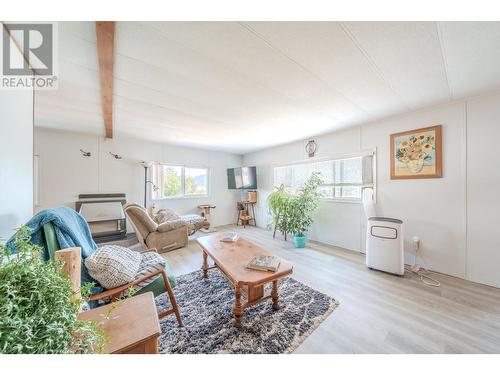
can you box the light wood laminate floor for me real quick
[161,225,500,354]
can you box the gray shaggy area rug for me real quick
[155,269,339,354]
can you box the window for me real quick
[274,154,374,201]
[184,167,208,196]
[151,164,209,199]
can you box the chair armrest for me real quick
[158,220,187,233]
[88,284,131,302]
[140,248,158,254]
[88,269,163,302]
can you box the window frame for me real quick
[151,162,210,200]
[272,150,376,204]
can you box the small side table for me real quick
[237,201,256,227]
[198,204,216,217]
[198,204,216,232]
[79,292,161,354]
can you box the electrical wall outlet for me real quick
[412,236,420,251]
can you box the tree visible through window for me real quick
[185,167,208,196]
[164,166,182,197]
[152,164,209,199]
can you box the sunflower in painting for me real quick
[395,134,435,173]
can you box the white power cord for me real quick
[405,238,441,287]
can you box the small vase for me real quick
[293,235,307,248]
[406,158,424,173]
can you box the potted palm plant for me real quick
[286,173,323,248]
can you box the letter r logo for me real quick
[2,23,53,76]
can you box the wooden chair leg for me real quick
[160,270,183,327]
[236,205,243,226]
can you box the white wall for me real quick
[0,90,34,241]
[244,93,500,288]
[34,128,242,228]
[466,94,500,287]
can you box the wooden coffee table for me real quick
[196,234,293,328]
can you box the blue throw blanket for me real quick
[6,206,99,287]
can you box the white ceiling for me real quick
[35,21,500,153]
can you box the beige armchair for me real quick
[124,203,188,253]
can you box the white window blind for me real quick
[274,154,374,201]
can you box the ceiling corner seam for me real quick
[435,21,454,101]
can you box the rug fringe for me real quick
[284,299,340,354]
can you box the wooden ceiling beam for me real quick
[95,21,115,138]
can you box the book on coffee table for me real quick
[220,232,240,242]
[247,255,281,272]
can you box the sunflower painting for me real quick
[390,125,442,179]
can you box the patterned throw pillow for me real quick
[154,208,180,224]
[133,252,167,290]
[84,245,141,289]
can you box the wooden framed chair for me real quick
[42,222,183,326]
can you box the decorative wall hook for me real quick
[80,149,91,157]
[109,152,122,160]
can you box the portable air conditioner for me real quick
[366,217,404,275]
[362,188,404,276]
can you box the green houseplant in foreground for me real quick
[0,227,106,354]
[287,173,323,248]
